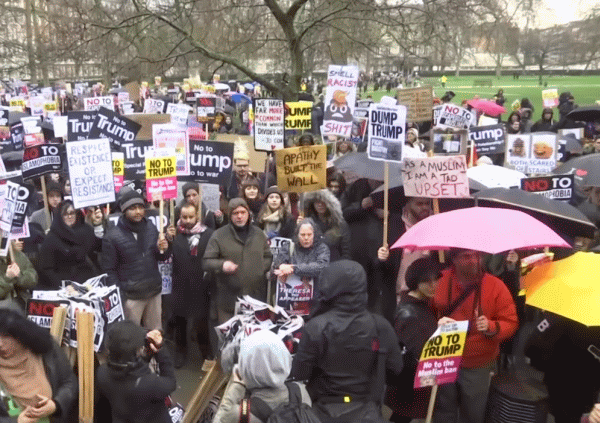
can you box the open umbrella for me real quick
[474,187,596,240]
[524,252,600,326]
[566,106,600,122]
[333,152,404,181]
[231,93,252,104]
[466,99,505,117]
[214,83,230,91]
[244,83,254,91]
[467,165,525,189]
[553,153,600,188]
[391,207,571,254]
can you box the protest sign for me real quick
[542,88,559,108]
[11,184,33,229]
[396,86,433,122]
[117,92,129,104]
[179,141,234,185]
[121,139,153,181]
[112,152,124,193]
[322,65,359,137]
[402,155,470,198]
[430,129,468,155]
[432,105,444,127]
[478,115,499,127]
[152,124,190,175]
[254,98,285,151]
[125,113,170,139]
[469,124,505,155]
[414,320,469,388]
[268,237,292,262]
[276,274,314,316]
[143,98,165,114]
[559,127,583,140]
[53,116,68,139]
[275,144,326,193]
[27,299,70,328]
[21,116,41,135]
[214,134,267,171]
[284,101,312,130]
[506,133,557,174]
[8,123,23,152]
[520,174,574,201]
[436,104,475,130]
[24,133,45,148]
[368,103,407,162]
[67,111,96,141]
[145,153,177,201]
[66,138,115,209]
[200,183,221,212]
[30,96,45,116]
[0,181,18,232]
[88,107,141,150]
[84,96,114,112]
[196,96,218,122]
[351,107,369,144]
[166,103,191,127]
[9,98,25,112]
[0,110,9,151]
[21,144,63,180]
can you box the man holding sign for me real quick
[433,249,518,423]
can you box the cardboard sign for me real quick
[542,88,559,108]
[402,155,470,198]
[152,124,190,175]
[27,299,70,328]
[275,144,327,193]
[84,96,114,112]
[469,124,505,155]
[268,237,292,262]
[143,98,165,114]
[66,138,115,209]
[196,96,217,122]
[166,103,190,127]
[24,133,44,148]
[88,107,141,151]
[254,98,285,151]
[121,140,154,181]
[520,174,574,201]
[396,86,433,122]
[30,96,45,116]
[276,274,314,316]
[322,65,359,137]
[367,103,407,162]
[284,101,312,130]
[117,92,130,104]
[112,152,124,192]
[12,184,33,229]
[351,107,369,144]
[437,104,475,130]
[145,154,177,201]
[430,129,468,155]
[67,111,96,141]
[179,141,234,185]
[414,321,469,388]
[21,144,63,180]
[53,116,68,139]
[506,133,557,174]
[199,183,221,212]
[0,181,18,232]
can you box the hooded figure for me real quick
[291,260,404,423]
[531,107,555,133]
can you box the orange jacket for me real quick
[434,268,518,368]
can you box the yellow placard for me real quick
[112,158,124,177]
[275,144,327,193]
[44,101,57,112]
[419,328,467,361]
[285,101,312,130]
[145,156,177,180]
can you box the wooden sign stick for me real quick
[40,177,51,230]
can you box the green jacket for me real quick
[0,249,38,306]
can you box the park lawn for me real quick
[363,75,600,122]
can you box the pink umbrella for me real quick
[391,207,570,254]
[467,99,506,117]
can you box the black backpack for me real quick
[240,381,322,423]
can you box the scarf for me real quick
[177,220,206,256]
[260,209,283,236]
[0,349,52,409]
[119,215,148,249]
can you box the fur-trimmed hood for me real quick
[303,189,345,228]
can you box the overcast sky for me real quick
[535,0,597,27]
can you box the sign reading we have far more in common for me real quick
[275,144,326,193]
[402,155,470,198]
[254,98,285,151]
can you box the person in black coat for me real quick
[37,201,101,289]
[256,186,295,239]
[170,201,214,368]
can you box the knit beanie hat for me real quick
[182,182,200,198]
[105,320,147,363]
[264,186,284,203]
[46,181,63,197]
[119,189,145,212]
[228,198,250,217]
[241,177,260,190]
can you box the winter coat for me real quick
[203,223,272,316]
[173,201,219,230]
[97,348,176,423]
[0,341,78,423]
[0,251,37,308]
[37,218,100,289]
[291,260,404,423]
[101,216,169,300]
[531,108,555,133]
[171,227,214,317]
[434,268,518,368]
[303,190,351,262]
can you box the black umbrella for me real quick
[553,153,600,188]
[8,112,29,126]
[566,106,600,122]
[333,152,404,181]
[577,200,600,228]
[474,187,596,240]
[109,87,127,94]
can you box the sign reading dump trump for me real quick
[275,145,326,193]
[414,320,469,388]
[368,103,406,162]
[66,138,115,209]
[402,155,469,198]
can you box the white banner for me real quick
[367,103,407,162]
[84,96,114,112]
[322,65,359,137]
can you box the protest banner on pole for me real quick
[284,101,312,130]
[196,96,218,123]
[253,98,285,151]
[67,111,96,141]
[396,86,434,122]
[112,152,124,193]
[152,124,190,175]
[402,155,470,198]
[10,123,24,152]
[11,184,33,229]
[0,181,18,232]
[143,98,165,114]
[436,104,475,130]
[367,103,407,162]
[66,138,115,209]
[275,144,327,193]
[322,65,359,137]
[520,174,574,201]
[177,141,234,185]
[21,144,64,181]
[469,124,505,156]
[84,96,114,112]
[351,107,369,144]
[542,89,559,108]
[145,154,178,202]
[166,103,191,128]
[505,133,557,174]
[88,107,142,151]
[121,140,154,181]
[430,129,468,156]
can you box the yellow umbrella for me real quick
[524,252,600,326]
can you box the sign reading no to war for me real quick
[285,101,312,130]
[178,141,234,185]
[275,144,326,193]
[84,96,115,112]
[66,138,115,209]
[145,154,177,202]
[367,103,406,162]
[253,98,285,151]
[402,155,470,198]
[414,320,469,388]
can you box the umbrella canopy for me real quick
[108,87,126,94]
[231,93,252,104]
[243,83,254,91]
[466,99,505,117]
[554,153,600,188]
[467,165,525,189]
[566,106,600,122]
[474,187,596,240]
[391,207,571,254]
[8,112,29,126]
[524,252,600,326]
[214,83,230,91]
[333,152,404,181]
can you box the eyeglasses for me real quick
[64,211,76,217]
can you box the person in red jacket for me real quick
[433,248,518,423]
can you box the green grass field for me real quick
[364,75,600,122]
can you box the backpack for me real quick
[240,381,322,423]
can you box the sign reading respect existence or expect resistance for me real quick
[275,144,327,193]
[253,98,285,151]
[367,103,407,162]
[402,155,470,198]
